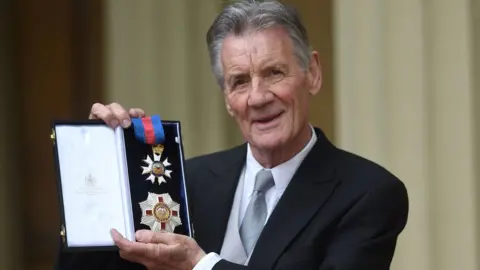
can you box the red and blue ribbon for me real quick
[131,115,165,145]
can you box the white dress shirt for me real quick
[193,125,317,270]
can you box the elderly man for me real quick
[56,1,408,269]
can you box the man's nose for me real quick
[247,77,273,107]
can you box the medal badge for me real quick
[141,144,172,185]
[132,115,173,185]
[139,192,182,232]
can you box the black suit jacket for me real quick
[56,127,408,270]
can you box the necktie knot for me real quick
[253,169,274,193]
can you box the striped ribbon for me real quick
[131,115,165,145]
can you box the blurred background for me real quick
[0,0,479,269]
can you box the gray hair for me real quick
[206,0,312,89]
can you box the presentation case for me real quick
[50,117,192,252]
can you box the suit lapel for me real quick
[248,129,340,269]
[196,144,247,253]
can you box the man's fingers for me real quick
[111,228,139,253]
[111,229,151,256]
[112,229,166,267]
[111,228,129,249]
[109,102,131,128]
[89,103,146,129]
[135,230,179,244]
[135,230,164,243]
[129,108,146,118]
[89,103,117,127]
[89,103,110,120]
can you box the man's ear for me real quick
[308,51,322,96]
[224,96,234,117]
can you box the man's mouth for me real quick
[252,112,283,125]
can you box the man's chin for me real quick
[248,133,285,151]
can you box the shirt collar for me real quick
[245,125,317,191]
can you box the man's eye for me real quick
[233,79,248,87]
[270,69,284,76]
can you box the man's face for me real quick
[220,27,321,152]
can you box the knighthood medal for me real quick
[139,192,182,232]
[132,115,173,185]
[141,144,172,185]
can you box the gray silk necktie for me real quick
[240,169,275,255]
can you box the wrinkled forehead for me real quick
[220,27,297,70]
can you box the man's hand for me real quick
[89,102,147,128]
[111,229,207,270]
